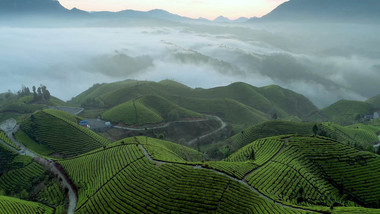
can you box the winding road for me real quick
[114,115,227,145]
[0,119,77,214]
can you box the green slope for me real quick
[366,94,380,109]
[257,85,318,118]
[319,122,380,152]
[19,109,109,158]
[102,95,201,125]
[69,80,317,129]
[170,96,269,130]
[58,138,307,214]
[240,135,380,208]
[222,121,314,156]
[0,196,53,214]
[308,99,373,125]
[0,143,46,200]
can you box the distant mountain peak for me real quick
[252,0,380,23]
[214,16,232,23]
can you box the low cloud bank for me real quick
[1,23,379,108]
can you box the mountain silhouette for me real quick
[0,0,69,14]
[253,0,380,23]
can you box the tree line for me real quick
[17,85,51,102]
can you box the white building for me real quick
[374,111,380,119]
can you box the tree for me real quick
[312,124,319,136]
[250,149,255,160]
[272,112,278,120]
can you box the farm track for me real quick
[136,137,322,214]
[114,115,227,145]
[0,119,78,214]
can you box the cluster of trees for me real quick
[17,85,51,102]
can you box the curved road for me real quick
[114,115,227,145]
[0,119,77,214]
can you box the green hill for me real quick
[318,122,380,152]
[19,109,109,158]
[366,94,380,109]
[0,143,47,201]
[58,137,308,214]
[102,95,201,125]
[238,135,380,208]
[169,96,269,130]
[219,121,315,157]
[0,90,66,122]
[69,80,317,130]
[0,196,53,214]
[308,99,373,125]
[56,135,380,213]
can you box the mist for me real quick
[1,21,379,108]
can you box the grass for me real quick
[102,95,201,126]
[136,136,203,162]
[222,120,314,156]
[20,109,109,158]
[69,80,318,131]
[244,135,380,208]
[320,122,380,151]
[309,99,373,125]
[0,130,19,150]
[0,196,53,214]
[102,98,163,125]
[58,138,306,214]
[0,144,47,201]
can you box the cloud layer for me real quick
[1,23,379,108]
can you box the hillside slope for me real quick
[0,196,53,214]
[102,95,201,125]
[70,80,317,130]
[236,135,380,208]
[19,109,109,157]
[58,137,308,214]
[307,100,373,125]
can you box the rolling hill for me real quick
[70,80,317,131]
[55,135,380,213]
[366,94,380,110]
[19,109,109,158]
[307,99,374,125]
[230,135,380,209]
[58,137,305,213]
[102,95,201,125]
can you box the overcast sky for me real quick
[58,0,288,20]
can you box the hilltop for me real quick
[307,98,378,125]
[0,87,66,122]
[253,0,380,23]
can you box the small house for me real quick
[79,120,88,127]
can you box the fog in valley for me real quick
[1,22,379,108]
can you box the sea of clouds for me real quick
[1,22,379,108]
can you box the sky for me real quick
[58,0,288,20]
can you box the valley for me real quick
[1,0,380,213]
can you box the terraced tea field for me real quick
[20,109,109,157]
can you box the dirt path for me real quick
[0,119,77,214]
[137,139,321,214]
[187,115,227,145]
[113,118,209,131]
[114,115,227,145]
